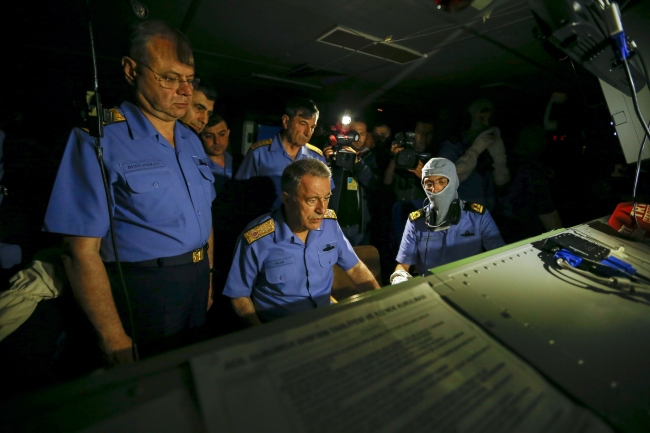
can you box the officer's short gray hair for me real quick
[129,19,194,67]
[281,159,331,197]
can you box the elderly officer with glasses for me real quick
[390,158,505,285]
[44,20,216,366]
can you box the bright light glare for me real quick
[342,115,351,125]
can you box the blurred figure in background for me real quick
[493,125,562,243]
[438,98,509,211]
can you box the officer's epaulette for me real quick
[323,209,337,219]
[464,202,485,215]
[250,138,273,151]
[81,108,126,133]
[409,208,425,222]
[306,143,323,157]
[244,218,275,244]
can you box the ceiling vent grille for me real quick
[317,26,425,64]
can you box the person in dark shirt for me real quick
[494,125,562,243]
[324,120,379,246]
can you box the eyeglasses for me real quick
[424,178,449,190]
[140,63,200,90]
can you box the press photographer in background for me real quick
[438,98,509,211]
[324,119,379,246]
[383,119,435,202]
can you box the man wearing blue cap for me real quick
[391,158,505,284]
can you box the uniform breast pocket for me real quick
[418,232,442,247]
[123,166,181,222]
[264,256,300,295]
[193,157,216,203]
[454,230,479,247]
[317,242,338,268]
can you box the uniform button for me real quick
[198,210,202,216]
[153,182,159,188]
[187,182,190,186]
[279,276,284,280]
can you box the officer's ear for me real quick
[281,191,291,206]
[281,115,290,130]
[122,56,137,86]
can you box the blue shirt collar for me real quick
[119,101,190,143]
[272,206,322,245]
[270,132,313,157]
[270,132,285,152]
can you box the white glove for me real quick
[390,270,413,285]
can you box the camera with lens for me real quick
[327,130,359,171]
[393,132,432,170]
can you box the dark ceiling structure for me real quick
[2,0,648,127]
[118,0,577,108]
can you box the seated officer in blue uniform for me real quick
[391,158,505,284]
[200,113,234,196]
[43,20,215,365]
[234,98,331,209]
[223,159,380,324]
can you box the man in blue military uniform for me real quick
[179,78,216,134]
[200,113,234,196]
[224,159,380,324]
[43,20,215,365]
[234,98,331,209]
[391,158,504,284]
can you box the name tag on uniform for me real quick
[347,177,358,191]
[265,256,294,268]
[119,160,165,173]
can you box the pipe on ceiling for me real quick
[180,0,203,33]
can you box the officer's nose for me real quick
[315,198,326,214]
[178,81,193,97]
[199,110,208,125]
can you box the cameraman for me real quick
[383,120,434,201]
[324,120,379,246]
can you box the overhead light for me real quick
[317,27,425,64]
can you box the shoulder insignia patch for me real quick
[244,218,275,244]
[81,108,126,133]
[323,209,337,219]
[409,209,424,222]
[306,143,323,156]
[107,108,126,123]
[250,138,273,151]
[464,202,485,215]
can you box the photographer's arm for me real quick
[353,156,380,191]
[383,143,404,185]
